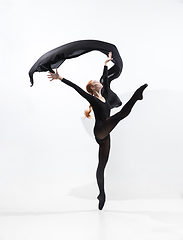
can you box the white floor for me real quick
[1,198,183,240]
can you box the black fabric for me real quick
[29,39,123,109]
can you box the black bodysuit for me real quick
[62,66,112,143]
[61,64,146,210]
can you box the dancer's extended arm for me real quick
[47,69,93,102]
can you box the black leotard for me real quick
[63,66,110,120]
[62,66,111,141]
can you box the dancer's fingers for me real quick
[109,52,112,58]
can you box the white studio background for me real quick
[0,0,183,212]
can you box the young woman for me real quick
[47,52,148,210]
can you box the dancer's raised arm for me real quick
[104,52,113,66]
[100,52,113,99]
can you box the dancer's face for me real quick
[91,80,103,91]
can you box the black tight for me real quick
[95,84,147,210]
[95,95,137,140]
[96,135,110,210]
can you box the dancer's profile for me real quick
[47,52,148,210]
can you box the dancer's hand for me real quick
[104,52,113,66]
[47,69,63,81]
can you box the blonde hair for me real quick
[84,80,93,118]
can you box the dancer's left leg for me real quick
[94,84,148,141]
[96,135,110,210]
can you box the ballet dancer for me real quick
[47,52,148,210]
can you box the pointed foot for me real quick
[97,193,106,210]
[135,83,148,100]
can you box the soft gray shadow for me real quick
[77,89,183,200]
[69,182,183,200]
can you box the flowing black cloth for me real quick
[29,40,123,108]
